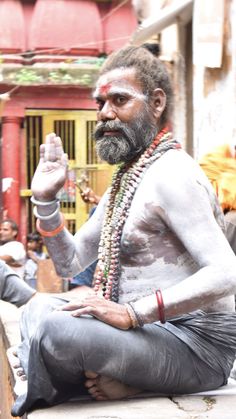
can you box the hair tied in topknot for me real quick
[141,43,160,57]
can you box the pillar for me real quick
[1,116,23,226]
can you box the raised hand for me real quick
[31,133,68,201]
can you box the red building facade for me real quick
[0,0,137,242]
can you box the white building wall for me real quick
[193,0,236,159]
[131,0,236,159]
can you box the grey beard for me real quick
[94,116,158,165]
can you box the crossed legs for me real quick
[12,296,227,417]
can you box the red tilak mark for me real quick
[99,83,112,95]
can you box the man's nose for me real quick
[99,102,116,121]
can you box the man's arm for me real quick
[0,242,26,267]
[0,254,15,264]
[31,133,105,278]
[131,154,236,323]
[0,261,36,307]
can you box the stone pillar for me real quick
[1,116,23,226]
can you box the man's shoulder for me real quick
[150,148,200,182]
[147,148,213,201]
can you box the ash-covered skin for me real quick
[42,144,234,321]
[30,67,236,325]
[120,204,187,267]
[40,146,236,319]
[116,148,236,314]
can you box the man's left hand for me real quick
[59,295,132,330]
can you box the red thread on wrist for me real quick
[156,289,166,324]
[36,213,65,237]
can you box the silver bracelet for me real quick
[33,202,60,220]
[124,303,139,328]
[31,196,58,206]
[128,301,145,327]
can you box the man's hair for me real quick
[99,45,173,126]
[1,218,18,233]
[27,232,42,242]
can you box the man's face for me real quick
[93,68,158,164]
[27,240,38,251]
[0,222,17,244]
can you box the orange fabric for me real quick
[199,144,236,211]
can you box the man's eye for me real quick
[114,96,127,106]
[96,100,104,111]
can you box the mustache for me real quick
[94,121,135,143]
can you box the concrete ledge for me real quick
[1,300,236,419]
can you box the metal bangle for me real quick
[128,301,145,327]
[31,196,58,206]
[33,202,60,220]
[124,303,139,328]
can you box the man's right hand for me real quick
[31,133,68,201]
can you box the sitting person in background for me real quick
[199,140,236,253]
[24,232,48,289]
[0,219,26,279]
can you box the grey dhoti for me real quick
[11,295,236,416]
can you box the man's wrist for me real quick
[31,196,58,206]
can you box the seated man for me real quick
[11,45,236,417]
[0,219,26,279]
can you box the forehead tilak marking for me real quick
[93,84,147,101]
[98,82,112,96]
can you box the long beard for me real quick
[94,108,158,164]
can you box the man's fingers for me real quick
[59,302,82,311]
[42,133,65,162]
[71,306,94,317]
[55,136,65,160]
[45,132,57,144]
[39,143,46,160]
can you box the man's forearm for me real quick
[33,201,83,277]
[130,263,236,326]
[0,262,36,307]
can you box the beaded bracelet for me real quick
[156,289,166,324]
[36,212,65,238]
[31,196,58,206]
[124,303,139,328]
[33,202,60,220]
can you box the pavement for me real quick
[27,392,236,419]
[1,300,236,419]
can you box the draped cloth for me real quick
[11,295,236,417]
[199,144,236,211]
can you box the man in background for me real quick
[0,219,26,279]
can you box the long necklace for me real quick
[94,127,181,302]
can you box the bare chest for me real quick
[119,195,186,268]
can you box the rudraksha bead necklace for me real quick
[94,127,181,302]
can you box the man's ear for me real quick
[12,230,17,239]
[151,88,166,121]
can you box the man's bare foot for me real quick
[84,370,141,401]
[7,346,28,396]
